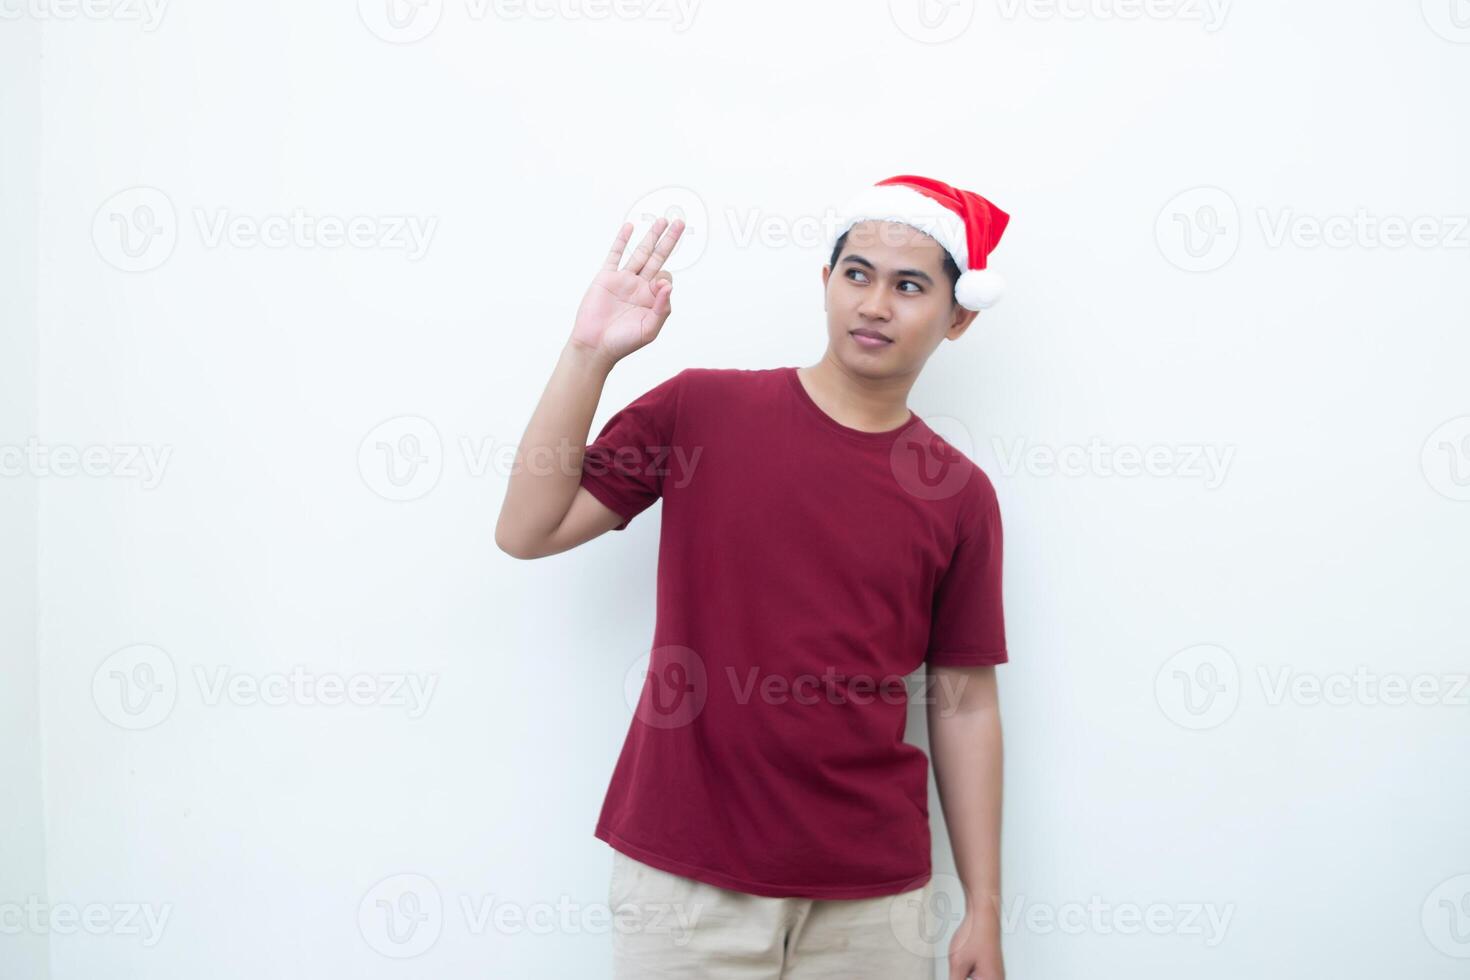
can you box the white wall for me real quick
[5,1,1469,977]
[1,15,51,980]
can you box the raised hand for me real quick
[569,216,685,366]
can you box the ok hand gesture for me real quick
[570,216,686,366]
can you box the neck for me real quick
[799,353,917,432]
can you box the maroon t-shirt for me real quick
[578,365,1007,899]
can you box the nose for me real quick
[857,287,891,321]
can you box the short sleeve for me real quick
[578,370,686,531]
[924,481,1008,667]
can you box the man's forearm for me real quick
[928,696,1004,914]
[495,341,613,552]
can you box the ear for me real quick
[947,305,980,340]
[821,264,831,309]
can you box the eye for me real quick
[845,269,869,283]
[898,280,922,294]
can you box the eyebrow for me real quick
[838,254,935,286]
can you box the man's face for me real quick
[821,220,979,377]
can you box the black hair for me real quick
[827,229,962,307]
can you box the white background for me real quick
[3,0,1469,977]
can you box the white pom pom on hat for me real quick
[830,175,1011,312]
[955,268,1006,310]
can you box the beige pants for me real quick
[609,849,939,979]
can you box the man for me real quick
[496,174,1011,980]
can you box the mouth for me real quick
[849,328,893,345]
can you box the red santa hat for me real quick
[830,174,1010,311]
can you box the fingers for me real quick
[651,277,673,318]
[601,222,633,272]
[637,219,685,280]
[623,217,668,277]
